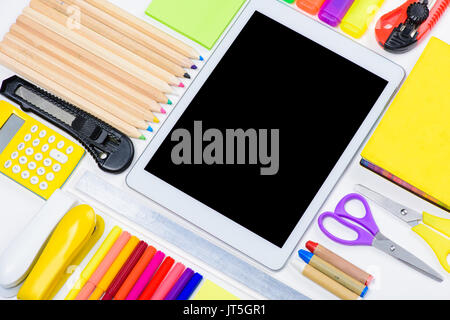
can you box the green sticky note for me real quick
[146,0,247,50]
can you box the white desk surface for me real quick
[0,0,449,300]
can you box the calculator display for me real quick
[0,114,24,154]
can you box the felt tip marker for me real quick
[298,249,368,298]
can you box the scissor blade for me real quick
[372,236,444,282]
[355,185,422,227]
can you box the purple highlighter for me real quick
[318,0,355,27]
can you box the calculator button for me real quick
[39,130,47,138]
[50,149,68,164]
[11,151,19,159]
[34,153,43,162]
[12,165,21,174]
[4,160,12,169]
[53,163,61,172]
[48,136,56,144]
[46,172,55,181]
[18,143,25,151]
[21,171,30,180]
[25,148,34,156]
[31,125,38,133]
[37,167,45,176]
[30,176,39,185]
[28,162,37,170]
[24,134,31,142]
[66,146,74,155]
[57,141,65,149]
[19,156,27,165]
[32,139,40,147]
[43,158,52,167]
[41,144,49,153]
[39,181,48,190]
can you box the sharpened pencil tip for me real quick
[184,73,191,79]
[167,99,173,105]
[191,64,197,70]
[153,117,160,123]
[161,107,166,114]
[178,82,185,88]
[139,135,146,140]
[147,126,153,132]
[199,56,204,61]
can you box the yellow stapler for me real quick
[17,205,104,300]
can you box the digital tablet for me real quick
[127,0,405,270]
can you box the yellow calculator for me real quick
[0,101,84,199]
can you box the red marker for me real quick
[138,257,175,300]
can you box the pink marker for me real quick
[126,251,165,300]
[151,263,185,300]
[76,232,131,300]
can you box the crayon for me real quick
[299,250,368,297]
[306,241,373,285]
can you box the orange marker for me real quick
[296,0,327,15]
[114,246,157,300]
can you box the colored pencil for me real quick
[176,273,203,300]
[164,268,194,300]
[76,232,131,300]
[37,0,189,79]
[115,246,157,300]
[0,51,145,139]
[66,227,122,300]
[31,0,183,88]
[16,15,171,105]
[126,251,165,300]
[89,236,140,300]
[62,0,196,69]
[151,263,185,300]
[23,6,173,93]
[102,241,148,300]
[10,23,165,115]
[4,33,158,123]
[138,257,175,300]
[0,40,149,130]
[84,0,202,60]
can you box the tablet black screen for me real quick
[145,11,388,247]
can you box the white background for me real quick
[0,0,449,300]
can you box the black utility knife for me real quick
[1,76,134,174]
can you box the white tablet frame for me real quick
[127,0,405,270]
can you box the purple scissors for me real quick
[318,193,443,282]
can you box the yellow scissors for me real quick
[355,185,450,273]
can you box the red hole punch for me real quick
[375,0,449,53]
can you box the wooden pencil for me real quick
[37,0,189,79]
[16,15,171,105]
[84,0,201,60]
[23,6,173,93]
[4,33,158,123]
[10,24,165,114]
[0,51,144,139]
[0,40,148,130]
[63,0,196,69]
[30,0,183,88]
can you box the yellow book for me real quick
[361,37,450,210]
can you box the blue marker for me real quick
[176,272,203,300]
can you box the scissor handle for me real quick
[412,212,450,273]
[334,193,380,236]
[318,212,375,246]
